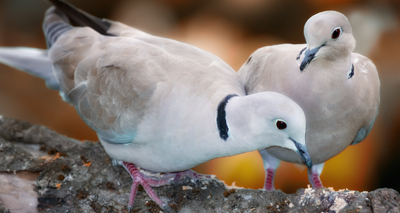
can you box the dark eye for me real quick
[276,120,287,130]
[331,27,341,39]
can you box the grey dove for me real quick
[0,0,312,210]
[239,11,380,190]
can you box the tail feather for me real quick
[43,0,115,47]
[0,1,116,93]
[47,0,114,36]
[43,7,73,48]
[0,47,60,90]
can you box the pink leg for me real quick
[264,168,276,191]
[259,149,280,191]
[122,162,170,211]
[309,173,323,188]
[307,163,325,188]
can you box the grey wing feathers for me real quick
[44,3,160,144]
[70,46,161,144]
[351,105,379,145]
[238,47,271,94]
[48,27,167,143]
[351,123,373,145]
[350,53,380,145]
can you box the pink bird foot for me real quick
[121,162,171,211]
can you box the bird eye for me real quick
[331,27,341,39]
[276,120,287,130]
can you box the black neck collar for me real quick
[348,63,354,79]
[216,94,238,141]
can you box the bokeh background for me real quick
[0,0,400,193]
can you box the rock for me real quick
[0,116,399,213]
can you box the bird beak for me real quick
[290,138,312,168]
[299,44,325,71]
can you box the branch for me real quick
[0,117,399,212]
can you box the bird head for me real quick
[300,11,356,71]
[226,92,312,168]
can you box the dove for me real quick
[0,0,312,210]
[239,10,380,191]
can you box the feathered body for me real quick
[239,11,380,189]
[240,44,379,164]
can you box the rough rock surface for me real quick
[0,116,399,213]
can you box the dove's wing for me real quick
[350,53,380,145]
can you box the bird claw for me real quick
[121,164,212,210]
[122,162,168,210]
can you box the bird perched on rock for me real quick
[239,11,380,191]
[0,0,312,210]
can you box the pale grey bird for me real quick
[0,0,312,210]
[239,11,380,190]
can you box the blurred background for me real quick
[0,0,399,193]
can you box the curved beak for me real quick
[299,44,325,71]
[290,138,312,168]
